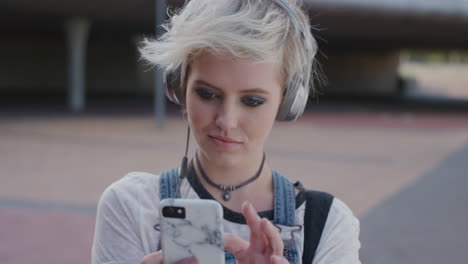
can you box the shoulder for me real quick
[312,197,361,263]
[302,189,334,206]
[92,171,163,263]
[97,171,161,213]
[327,197,360,231]
[295,182,356,227]
[303,193,359,238]
[103,171,160,197]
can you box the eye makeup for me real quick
[194,84,267,108]
[241,96,265,107]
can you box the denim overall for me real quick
[159,167,301,264]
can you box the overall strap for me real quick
[272,170,296,226]
[301,190,334,264]
[159,167,180,200]
[272,171,301,264]
[156,167,181,251]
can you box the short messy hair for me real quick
[140,0,318,95]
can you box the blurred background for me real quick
[1,0,468,263]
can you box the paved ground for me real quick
[360,140,468,264]
[1,102,468,264]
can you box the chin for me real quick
[198,146,242,168]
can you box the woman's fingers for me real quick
[242,202,266,252]
[232,202,288,263]
[271,255,289,264]
[224,233,249,259]
[140,251,163,264]
[260,218,284,256]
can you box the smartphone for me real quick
[159,199,225,264]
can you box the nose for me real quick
[215,100,238,131]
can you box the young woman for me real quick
[92,0,361,263]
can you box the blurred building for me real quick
[1,0,468,111]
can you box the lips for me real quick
[209,135,242,144]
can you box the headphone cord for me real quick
[175,124,190,198]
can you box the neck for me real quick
[194,149,268,186]
[193,149,274,211]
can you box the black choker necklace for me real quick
[195,152,266,201]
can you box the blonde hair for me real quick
[140,0,318,95]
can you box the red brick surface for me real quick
[1,109,467,264]
[0,207,95,264]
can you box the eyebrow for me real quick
[194,80,270,95]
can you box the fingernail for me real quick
[243,202,253,212]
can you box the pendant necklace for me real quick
[195,152,266,201]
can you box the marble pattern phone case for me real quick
[160,199,225,264]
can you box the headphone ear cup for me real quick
[164,67,184,105]
[276,83,308,121]
[273,0,314,121]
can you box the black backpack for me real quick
[295,182,334,264]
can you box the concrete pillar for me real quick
[322,51,401,97]
[66,18,91,113]
[155,0,167,129]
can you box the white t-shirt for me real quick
[91,167,361,264]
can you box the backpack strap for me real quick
[301,187,334,264]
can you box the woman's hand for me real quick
[140,251,197,264]
[224,202,289,264]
